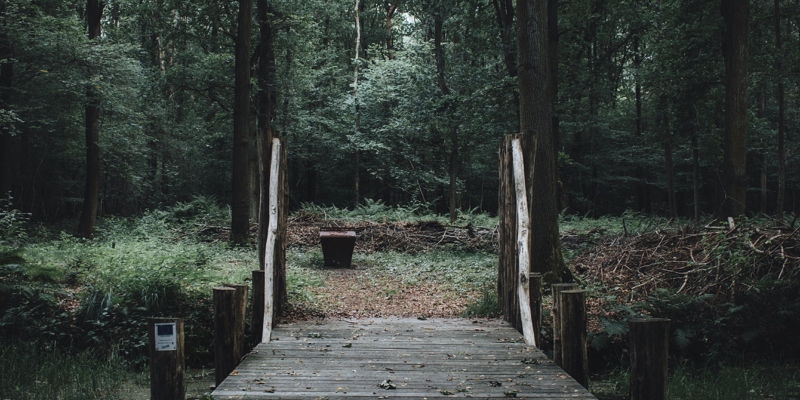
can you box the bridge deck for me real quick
[212,318,597,399]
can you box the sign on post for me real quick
[155,322,177,351]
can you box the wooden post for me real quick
[629,318,670,400]
[262,138,281,343]
[498,135,519,331]
[551,282,578,366]
[251,270,265,346]
[560,289,588,388]
[148,317,185,400]
[530,273,543,347]
[223,283,248,357]
[511,138,535,346]
[214,287,238,386]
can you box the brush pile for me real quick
[287,212,498,253]
[573,219,800,303]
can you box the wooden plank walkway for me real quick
[212,318,597,399]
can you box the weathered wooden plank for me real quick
[213,319,596,399]
[262,138,281,343]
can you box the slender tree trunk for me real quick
[432,5,460,222]
[692,136,700,224]
[492,0,517,77]
[774,0,786,221]
[77,0,105,239]
[385,2,399,60]
[0,0,11,197]
[720,0,750,217]
[633,35,650,213]
[664,107,677,219]
[231,0,253,243]
[257,0,276,269]
[517,0,566,281]
[353,0,361,209]
[757,88,767,215]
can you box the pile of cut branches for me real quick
[573,219,800,303]
[287,213,497,253]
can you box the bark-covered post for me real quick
[560,289,588,388]
[223,283,248,357]
[551,282,578,366]
[213,287,238,386]
[629,318,670,400]
[530,273,543,347]
[251,270,265,345]
[148,317,185,400]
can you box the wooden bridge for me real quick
[212,318,596,399]
[208,137,597,399]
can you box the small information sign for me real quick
[155,322,177,351]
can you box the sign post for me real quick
[148,318,185,400]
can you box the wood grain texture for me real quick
[512,139,535,347]
[213,318,596,399]
[629,318,670,400]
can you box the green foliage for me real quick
[0,342,137,400]
[462,288,500,318]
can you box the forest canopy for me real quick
[0,0,798,225]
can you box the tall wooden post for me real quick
[148,317,185,400]
[560,289,588,388]
[214,287,239,386]
[629,318,670,400]
[551,282,578,366]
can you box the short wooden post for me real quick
[223,283,248,357]
[560,289,588,388]
[629,318,670,400]
[530,273,543,347]
[148,317,185,400]
[551,282,578,366]
[213,287,239,386]
[251,270,265,346]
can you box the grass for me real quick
[590,363,800,400]
[0,342,145,400]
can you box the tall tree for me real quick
[77,0,105,239]
[231,0,253,243]
[257,0,276,269]
[385,2,399,60]
[516,0,566,280]
[774,0,786,221]
[720,0,750,217]
[353,0,362,208]
[0,0,11,197]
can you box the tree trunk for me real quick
[692,136,700,224]
[492,0,517,77]
[231,0,253,243]
[0,0,11,197]
[385,2,399,60]
[633,35,650,213]
[516,0,566,281]
[257,0,276,270]
[353,0,361,209]
[720,0,750,217]
[663,102,677,219]
[774,0,786,221]
[77,0,105,239]
[432,5,460,223]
